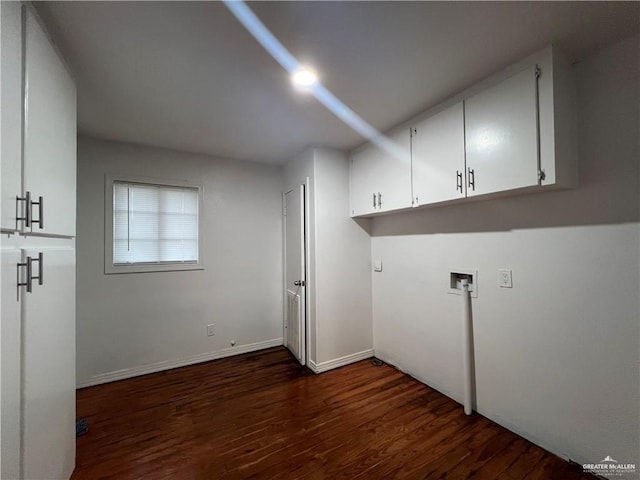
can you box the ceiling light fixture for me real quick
[224,0,408,163]
[291,67,318,90]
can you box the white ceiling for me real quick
[37,1,639,165]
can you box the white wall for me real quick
[314,148,372,364]
[76,136,284,386]
[283,147,373,368]
[371,35,639,468]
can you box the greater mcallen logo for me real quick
[583,456,637,476]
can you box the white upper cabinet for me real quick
[350,129,411,216]
[464,66,539,197]
[1,2,23,231]
[411,102,466,206]
[23,9,77,237]
[349,46,576,217]
[463,47,576,197]
[350,143,381,216]
[1,6,76,235]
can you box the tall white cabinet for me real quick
[0,248,21,480]
[0,1,22,231]
[22,9,77,236]
[1,3,76,235]
[1,3,77,480]
[22,246,76,480]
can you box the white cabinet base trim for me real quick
[77,338,284,388]
[308,349,375,374]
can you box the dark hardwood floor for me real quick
[72,347,595,479]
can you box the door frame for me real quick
[282,177,310,366]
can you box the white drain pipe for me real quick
[461,279,473,415]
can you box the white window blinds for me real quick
[113,181,199,265]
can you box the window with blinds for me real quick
[113,181,199,265]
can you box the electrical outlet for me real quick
[498,269,513,288]
[206,324,215,336]
[230,340,236,346]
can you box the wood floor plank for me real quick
[71,347,599,480]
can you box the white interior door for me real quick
[1,248,22,479]
[284,184,306,365]
[22,245,75,480]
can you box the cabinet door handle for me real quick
[31,196,44,229]
[31,252,44,287]
[456,171,463,193]
[26,191,32,226]
[16,191,32,227]
[372,192,377,209]
[17,258,32,293]
[378,192,382,208]
[468,168,475,191]
[16,253,44,294]
[16,192,44,229]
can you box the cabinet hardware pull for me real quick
[17,260,30,293]
[16,191,31,227]
[31,252,44,287]
[15,192,44,229]
[456,171,463,193]
[373,192,377,209]
[468,168,475,191]
[16,253,44,294]
[31,196,44,229]
[378,192,382,208]
[17,257,32,293]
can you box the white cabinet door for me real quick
[22,246,75,480]
[377,129,412,213]
[464,66,539,197]
[412,102,466,205]
[1,2,23,232]
[1,248,22,480]
[350,144,382,216]
[350,130,411,216]
[23,9,77,237]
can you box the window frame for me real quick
[104,173,205,274]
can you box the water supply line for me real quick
[461,279,473,415]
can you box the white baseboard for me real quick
[77,338,284,388]
[308,349,374,374]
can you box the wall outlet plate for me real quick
[207,324,215,336]
[499,269,513,288]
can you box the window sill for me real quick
[104,262,204,275]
